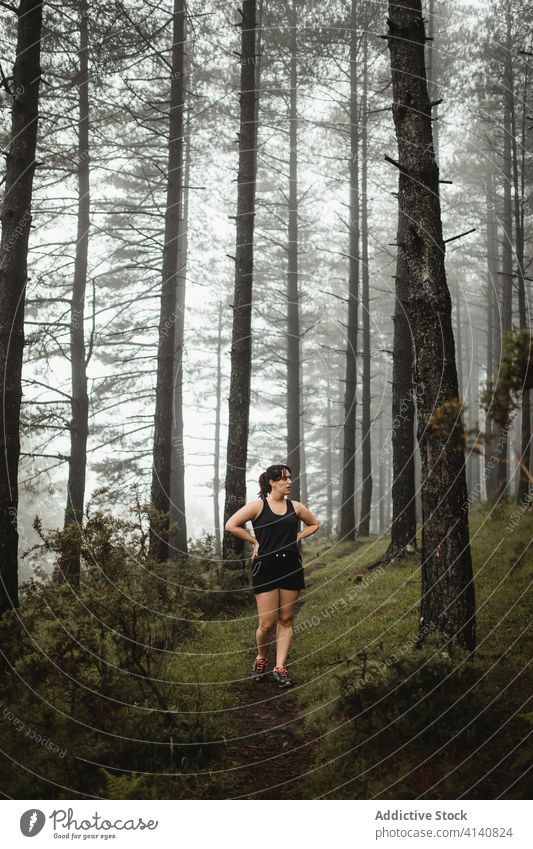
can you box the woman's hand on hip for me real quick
[252,541,260,558]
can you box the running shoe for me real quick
[250,656,268,680]
[272,666,293,687]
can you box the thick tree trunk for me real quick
[286,0,301,501]
[169,112,191,558]
[386,185,417,560]
[0,0,43,615]
[387,0,476,653]
[340,0,360,542]
[358,29,372,536]
[61,0,90,587]
[149,0,185,562]
[222,0,257,563]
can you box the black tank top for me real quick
[252,497,299,555]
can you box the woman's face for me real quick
[269,470,292,497]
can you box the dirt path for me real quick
[222,584,320,799]
[224,677,316,798]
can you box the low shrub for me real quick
[304,644,532,799]
[0,503,223,798]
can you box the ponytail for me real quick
[257,464,291,500]
[258,472,269,500]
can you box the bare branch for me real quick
[443,228,476,245]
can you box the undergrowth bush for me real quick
[304,643,532,799]
[0,498,235,799]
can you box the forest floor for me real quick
[176,500,532,800]
[221,560,327,799]
[2,502,530,801]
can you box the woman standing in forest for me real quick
[225,464,320,687]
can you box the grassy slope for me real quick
[169,502,532,799]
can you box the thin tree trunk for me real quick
[510,52,531,504]
[485,173,498,498]
[470,330,481,501]
[300,434,308,505]
[286,0,301,501]
[340,0,360,542]
[426,0,438,158]
[530,404,533,480]
[358,28,372,536]
[213,301,223,558]
[222,0,258,563]
[378,413,385,532]
[386,450,392,528]
[455,279,463,399]
[0,0,43,615]
[62,0,90,587]
[415,440,422,524]
[149,0,185,562]
[495,6,514,498]
[169,105,191,558]
[326,362,333,536]
[387,0,476,653]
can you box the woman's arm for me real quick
[293,502,320,542]
[224,500,262,550]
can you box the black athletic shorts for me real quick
[251,550,305,595]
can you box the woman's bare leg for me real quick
[254,589,279,658]
[276,588,300,668]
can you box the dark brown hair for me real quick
[258,464,291,500]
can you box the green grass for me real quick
[3,503,529,799]
[169,501,532,798]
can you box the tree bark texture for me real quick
[509,38,531,505]
[387,0,476,653]
[484,173,499,499]
[0,0,43,615]
[213,301,224,558]
[169,106,191,558]
[62,0,90,587]
[495,7,514,497]
[386,183,417,559]
[149,0,185,562]
[340,0,360,542]
[286,0,301,502]
[222,0,258,563]
[358,28,372,536]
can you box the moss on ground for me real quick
[0,501,529,799]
